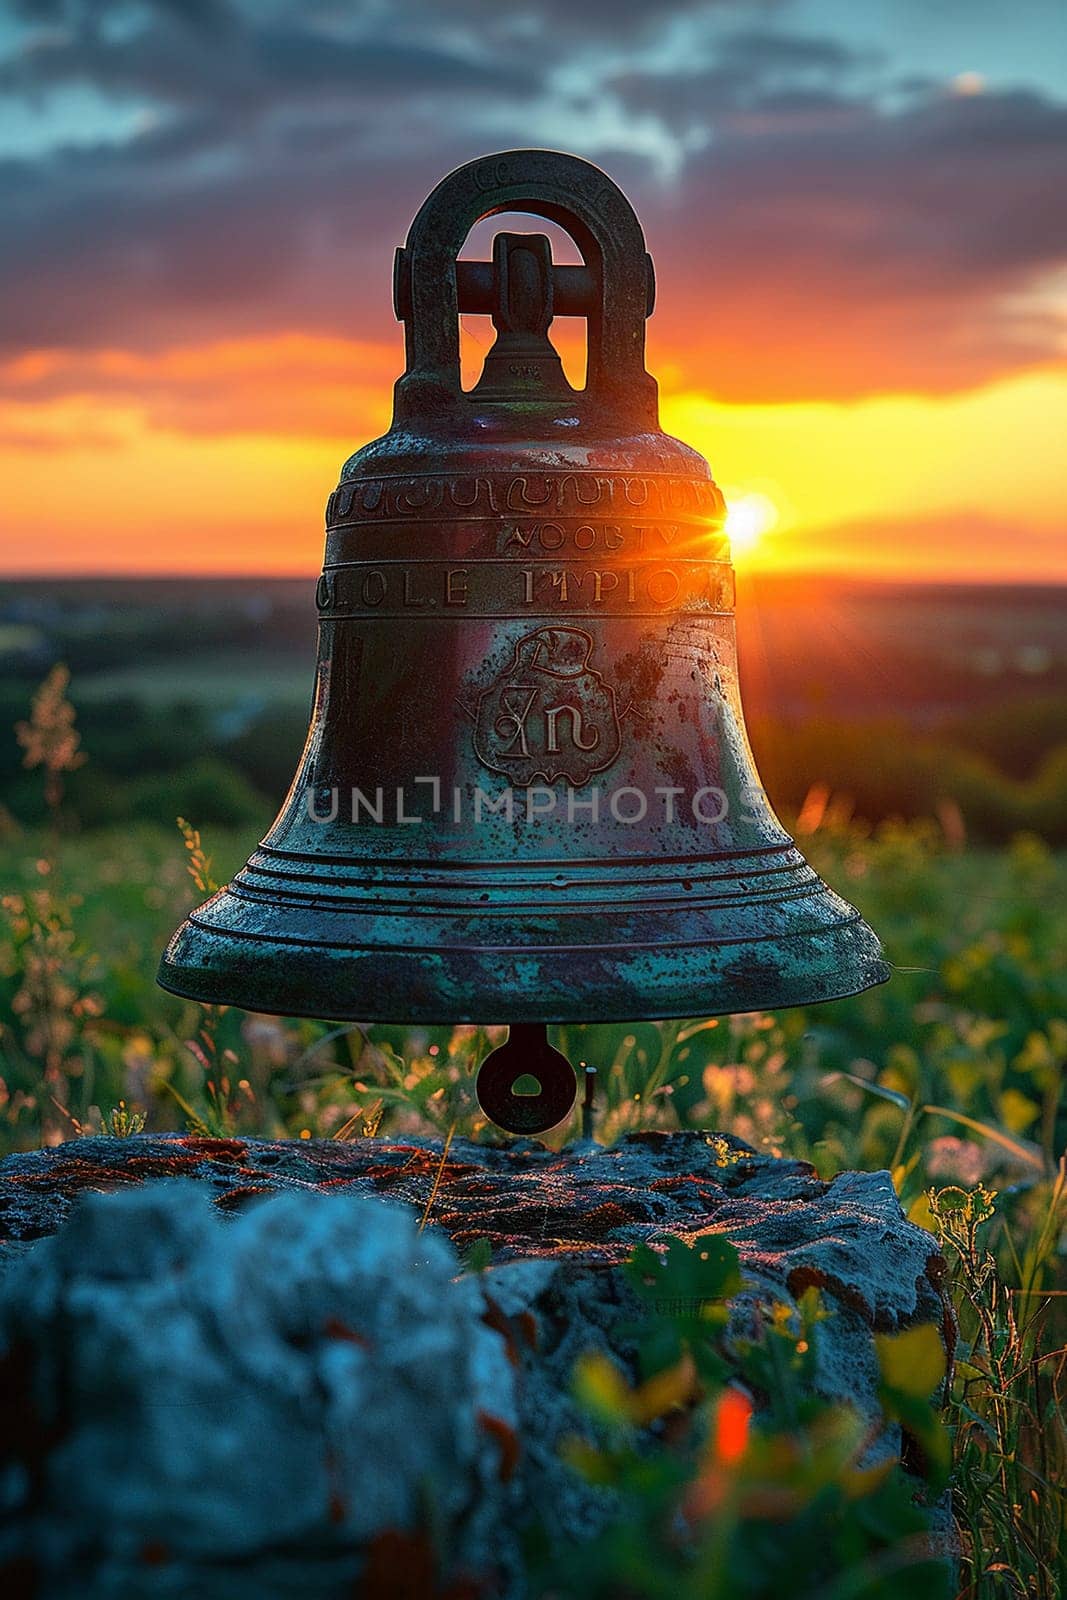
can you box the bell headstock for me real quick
[391,148,659,430]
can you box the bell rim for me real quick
[156,965,892,1027]
[157,917,891,1026]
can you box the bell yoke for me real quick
[158,149,889,1134]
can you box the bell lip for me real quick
[156,953,891,1026]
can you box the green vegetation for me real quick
[753,711,1067,845]
[533,1241,952,1599]
[0,665,1064,1597]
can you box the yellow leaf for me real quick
[573,1352,631,1420]
[842,1458,894,1500]
[998,1087,1039,1134]
[559,1434,615,1484]
[875,1324,947,1399]
[630,1353,699,1425]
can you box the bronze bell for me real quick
[159,149,888,1133]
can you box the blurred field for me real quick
[73,654,311,711]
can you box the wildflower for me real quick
[16,665,86,813]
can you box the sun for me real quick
[724,492,778,560]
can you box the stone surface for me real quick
[1,1181,519,1599]
[0,1132,954,1597]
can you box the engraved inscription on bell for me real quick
[474,626,621,786]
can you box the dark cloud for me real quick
[0,0,546,352]
[714,26,876,76]
[640,85,1067,399]
[406,0,772,34]
[2,6,538,112]
[609,25,881,136]
[10,0,239,25]
[0,132,432,350]
[0,0,1065,406]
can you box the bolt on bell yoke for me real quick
[158,149,889,1136]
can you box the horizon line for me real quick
[1,569,1066,589]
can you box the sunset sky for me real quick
[1,0,1065,579]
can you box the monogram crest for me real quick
[474,627,622,786]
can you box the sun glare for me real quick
[724,492,778,560]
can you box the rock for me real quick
[0,1132,954,1596]
[1,1181,518,1599]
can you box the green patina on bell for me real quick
[159,149,889,1133]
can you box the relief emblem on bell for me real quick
[474,626,622,786]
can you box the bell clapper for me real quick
[475,1023,578,1136]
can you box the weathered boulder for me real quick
[1,1181,519,1598]
[0,1132,954,1597]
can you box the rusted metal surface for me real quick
[158,150,888,1130]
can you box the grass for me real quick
[0,671,1064,1596]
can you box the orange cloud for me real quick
[0,333,1063,578]
[0,335,397,441]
